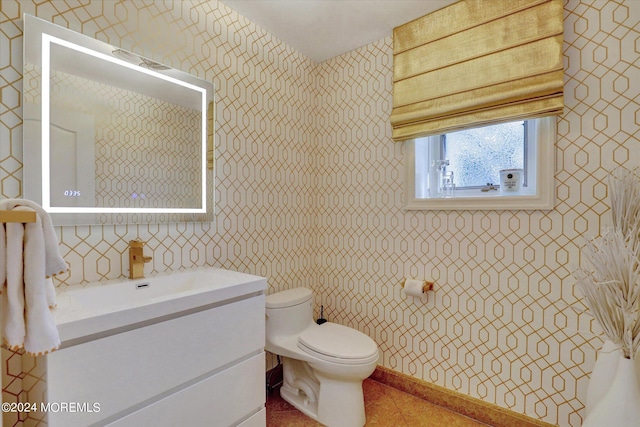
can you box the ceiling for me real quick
[219,0,457,63]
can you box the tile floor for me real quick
[266,378,489,426]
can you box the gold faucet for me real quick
[129,239,152,279]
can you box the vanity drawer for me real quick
[238,408,267,427]
[107,353,265,427]
[46,294,265,426]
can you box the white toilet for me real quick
[265,287,379,427]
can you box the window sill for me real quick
[404,189,553,211]
[424,187,536,199]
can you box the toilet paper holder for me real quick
[401,279,434,293]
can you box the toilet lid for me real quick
[298,323,378,364]
[265,287,312,308]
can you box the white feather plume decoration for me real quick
[609,167,640,238]
[574,167,640,359]
[575,229,640,358]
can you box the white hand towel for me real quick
[0,222,5,290]
[21,206,60,355]
[0,199,67,277]
[44,277,56,310]
[0,201,63,355]
[2,218,26,350]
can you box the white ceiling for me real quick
[219,0,457,63]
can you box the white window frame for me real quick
[404,116,556,210]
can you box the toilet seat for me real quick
[298,323,379,365]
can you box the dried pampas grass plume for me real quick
[573,166,640,359]
[574,229,640,358]
[609,167,640,239]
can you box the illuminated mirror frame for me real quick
[23,14,214,225]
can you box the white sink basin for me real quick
[54,267,267,345]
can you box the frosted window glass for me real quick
[444,121,524,188]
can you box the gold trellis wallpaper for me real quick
[0,1,638,426]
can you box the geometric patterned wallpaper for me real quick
[312,3,634,427]
[0,1,638,426]
[1,1,317,425]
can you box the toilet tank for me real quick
[265,287,314,338]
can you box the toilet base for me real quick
[280,357,367,427]
[280,384,320,421]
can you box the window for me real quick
[405,117,555,210]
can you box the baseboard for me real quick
[371,366,557,427]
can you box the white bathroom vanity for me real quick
[44,267,267,426]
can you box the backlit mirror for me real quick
[23,14,214,225]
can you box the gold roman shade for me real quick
[390,0,564,142]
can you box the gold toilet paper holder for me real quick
[401,279,434,293]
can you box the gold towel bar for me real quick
[0,210,37,224]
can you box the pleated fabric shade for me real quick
[391,0,564,142]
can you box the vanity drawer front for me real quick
[107,353,265,427]
[238,408,266,427]
[46,294,265,426]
